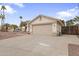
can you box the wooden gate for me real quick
[62,26,79,35]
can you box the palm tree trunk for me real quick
[2,9,5,25]
[1,9,5,31]
[24,25,27,32]
[1,19,4,31]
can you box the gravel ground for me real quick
[0,34,78,56]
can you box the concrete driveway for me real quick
[0,34,79,56]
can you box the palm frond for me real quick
[1,5,6,10]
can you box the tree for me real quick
[0,5,6,31]
[19,16,23,30]
[20,21,27,32]
[3,23,10,32]
[66,19,74,26]
[19,16,23,19]
[11,24,18,31]
[66,16,79,26]
[74,16,79,24]
[0,14,5,31]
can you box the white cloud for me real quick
[14,3,24,8]
[56,6,79,21]
[57,11,72,17]
[0,5,16,14]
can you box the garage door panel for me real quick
[32,24,52,35]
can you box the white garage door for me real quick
[32,24,52,35]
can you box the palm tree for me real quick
[0,14,2,31]
[19,16,23,20]
[0,14,5,31]
[1,5,6,31]
[19,16,23,31]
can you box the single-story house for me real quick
[28,15,65,36]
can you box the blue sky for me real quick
[0,3,79,25]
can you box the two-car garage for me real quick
[32,24,52,35]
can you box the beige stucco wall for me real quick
[52,23,58,34]
[31,16,56,25]
[29,25,32,33]
[29,16,61,35]
[30,16,56,33]
[56,22,62,35]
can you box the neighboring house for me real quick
[29,15,65,36]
